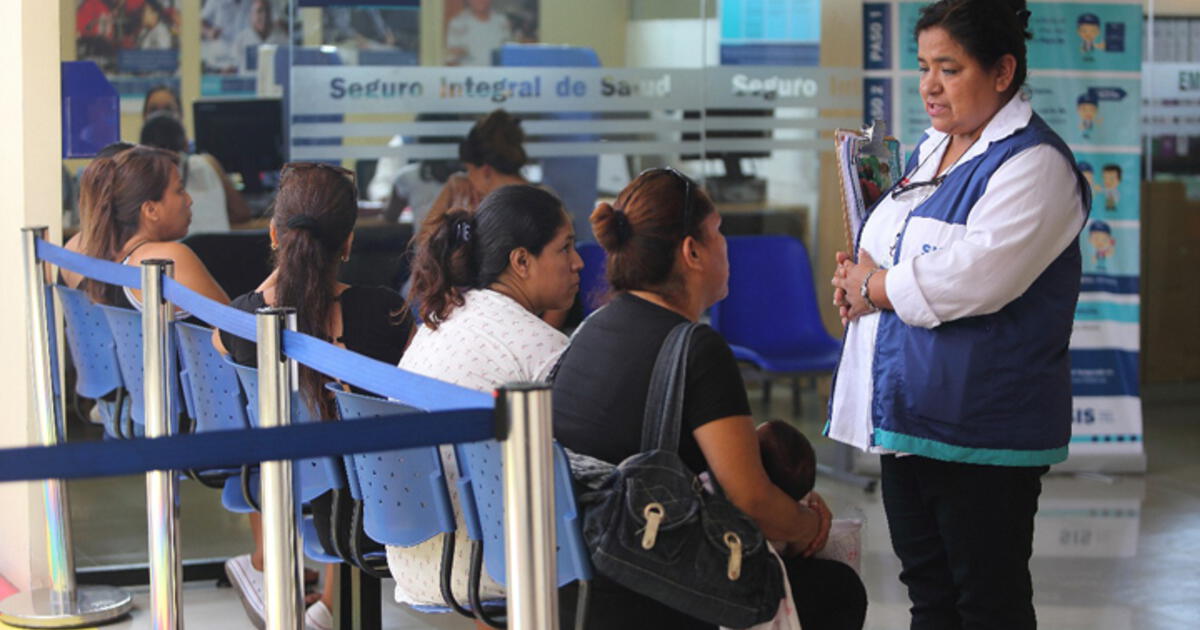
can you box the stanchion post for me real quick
[142,260,183,630]
[257,308,304,630]
[0,228,132,628]
[499,384,558,630]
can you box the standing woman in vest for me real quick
[829,1,1089,628]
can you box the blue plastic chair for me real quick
[174,322,250,433]
[709,235,843,413]
[97,305,185,437]
[329,386,494,618]
[174,322,254,487]
[576,242,608,316]
[455,439,592,628]
[229,360,334,504]
[225,359,346,565]
[55,286,127,438]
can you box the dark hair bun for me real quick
[590,202,632,252]
[459,109,527,175]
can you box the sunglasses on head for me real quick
[658,167,695,237]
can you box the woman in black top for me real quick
[552,169,867,630]
[214,162,413,629]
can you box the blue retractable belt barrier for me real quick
[35,239,492,411]
[0,410,494,483]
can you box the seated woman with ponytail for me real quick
[64,144,230,309]
[386,184,582,608]
[213,162,415,630]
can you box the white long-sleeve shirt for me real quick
[829,94,1085,453]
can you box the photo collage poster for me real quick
[442,0,539,66]
[201,0,301,96]
[75,0,181,109]
[863,1,1145,468]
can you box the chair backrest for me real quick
[577,241,609,316]
[454,440,593,587]
[174,322,250,433]
[328,386,453,548]
[97,305,182,430]
[55,285,122,400]
[228,358,332,503]
[710,235,833,354]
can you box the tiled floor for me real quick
[5,383,1197,629]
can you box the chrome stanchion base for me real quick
[0,586,133,628]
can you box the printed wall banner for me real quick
[1073,152,1140,220]
[322,7,419,67]
[862,0,1145,471]
[1081,221,1138,280]
[201,0,299,97]
[75,0,180,107]
[1027,77,1141,146]
[442,0,538,67]
[1025,2,1142,71]
[719,0,821,66]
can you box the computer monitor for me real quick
[193,99,284,194]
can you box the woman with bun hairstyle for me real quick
[420,108,531,231]
[828,1,1089,627]
[552,169,866,630]
[387,184,581,610]
[214,162,415,630]
[64,145,229,309]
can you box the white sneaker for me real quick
[225,554,266,630]
[305,600,333,630]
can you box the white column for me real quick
[0,0,63,593]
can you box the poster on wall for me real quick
[719,0,822,66]
[863,0,1145,471]
[75,0,180,110]
[442,0,539,67]
[321,7,420,66]
[201,0,300,96]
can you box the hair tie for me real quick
[1016,9,1031,28]
[453,218,473,246]
[612,208,633,246]
[286,214,322,237]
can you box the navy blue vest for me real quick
[865,113,1090,466]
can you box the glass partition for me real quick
[281,0,856,250]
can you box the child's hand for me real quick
[801,492,833,556]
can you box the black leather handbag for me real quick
[578,322,784,628]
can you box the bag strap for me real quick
[640,321,699,453]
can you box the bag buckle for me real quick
[724,532,743,580]
[641,502,665,550]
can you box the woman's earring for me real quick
[340,255,348,262]
[271,243,278,251]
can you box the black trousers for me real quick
[881,454,1048,630]
[558,555,866,630]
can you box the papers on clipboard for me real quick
[834,120,902,257]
